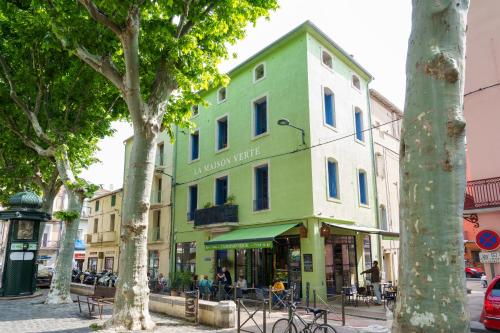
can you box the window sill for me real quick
[253,76,266,84]
[323,123,338,132]
[253,208,271,214]
[327,197,341,204]
[354,138,366,146]
[188,158,200,164]
[358,203,370,209]
[252,132,269,141]
[217,98,227,105]
[215,146,230,154]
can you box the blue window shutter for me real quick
[215,177,228,205]
[255,165,269,210]
[355,112,363,141]
[324,93,335,126]
[191,133,199,160]
[255,100,267,136]
[328,161,338,198]
[218,119,228,150]
[189,186,197,214]
[359,172,367,204]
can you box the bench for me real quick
[77,285,115,319]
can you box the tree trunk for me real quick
[108,127,157,330]
[46,188,83,304]
[392,1,469,332]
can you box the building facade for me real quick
[462,0,500,280]
[84,189,122,272]
[369,89,402,284]
[172,22,395,298]
[123,130,174,279]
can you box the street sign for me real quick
[476,230,500,251]
[480,251,500,263]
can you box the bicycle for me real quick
[384,290,396,312]
[272,301,337,333]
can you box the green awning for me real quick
[325,222,399,238]
[205,223,298,250]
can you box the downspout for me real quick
[366,88,382,268]
[168,126,179,275]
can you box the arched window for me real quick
[324,88,335,127]
[322,50,333,69]
[254,63,265,82]
[358,169,368,205]
[217,87,226,103]
[352,75,361,90]
[380,205,388,230]
[327,158,339,199]
[354,107,364,142]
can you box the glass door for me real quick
[325,235,357,294]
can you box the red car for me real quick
[466,266,485,278]
[481,275,500,330]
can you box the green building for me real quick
[172,21,394,298]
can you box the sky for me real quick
[80,0,412,190]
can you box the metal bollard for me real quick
[341,293,346,326]
[269,285,272,314]
[313,289,317,308]
[306,282,310,308]
[237,298,241,333]
[263,300,267,333]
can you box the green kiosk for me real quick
[0,191,50,297]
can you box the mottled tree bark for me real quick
[392,1,470,332]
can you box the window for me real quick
[188,185,198,221]
[148,250,160,279]
[254,164,269,211]
[111,194,116,207]
[215,176,228,205]
[104,257,114,271]
[253,97,268,137]
[157,142,164,166]
[354,108,364,142]
[379,205,388,230]
[217,87,226,103]
[157,178,162,203]
[77,229,83,241]
[375,153,385,178]
[192,105,199,117]
[190,130,199,161]
[363,235,372,271]
[152,210,161,241]
[216,116,228,150]
[358,170,368,205]
[324,88,335,127]
[95,200,100,212]
[88,257,98,272]
[322,50,333,69]
[327,159,339,199]
[176,242,196,273]
[110,214,115,232]
[254,63,265,82]
[93,218,98,233]
[352,75,361,90]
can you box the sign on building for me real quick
[479,251,500,263]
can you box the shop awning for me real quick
[205,223,299,250]
[325,222,399,238]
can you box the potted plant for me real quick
[226,194,236,205]
[203,202,212,209]
[168,272,181,296]
[179,271,193,296]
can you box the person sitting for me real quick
[198,275,213,300]
[272,278,285,308]
[236,275,248,297]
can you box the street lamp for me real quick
[277,118,306,145]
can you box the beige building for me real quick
[370,89,402,284]
[83,188,122,272]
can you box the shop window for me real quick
[176,242,196,273]
[254,63,265,82]
[190,130,199,161]
[104,257,114,271]
[188,185,198,221]
[379,206,388,231]
[217,87,226,103]
[325,235,357,294]
[358,170,368,205]
[324,88,336,127]
[354,108,364,142]
[352,75,361,90]
[215,176,228,205]
[111,194,116,207]
[253,97,268,137]
[327,159,339,199]
[322,50,333,69]
[363,235,373,271]
[110,214,115,232]
[216,116,228,150]
[148,250,160,279]
[254,164,269,211]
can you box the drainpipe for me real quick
[168,126,179,275]
[366,88,382,268]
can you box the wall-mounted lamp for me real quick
[277,118,306,145]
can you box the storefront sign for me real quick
[28,243,37,250]
[480,251,500,263]
[194,146,261,176]
[476,230,500,251]
[10,243,23,250]
[74,253,85,259]
[205,240,273,251]
[303,254,313,272]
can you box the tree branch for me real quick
[178,1,215,38]
[3,117,55,157]
[77,0,123,37]
[75,46,125,92]
[176,0,193,38]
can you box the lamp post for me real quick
[277,118,306,145]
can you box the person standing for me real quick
[361,261,382,305]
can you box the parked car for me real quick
[481,275,500,330]
[466,266,485,278]
[36,265,53,287]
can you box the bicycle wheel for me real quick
[272,318,298,333]
[313,324,338,333]
[387,299,395,312]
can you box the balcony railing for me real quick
[194,205,238,228]
[464,177,500,210]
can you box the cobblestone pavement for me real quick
[0,291,363,333]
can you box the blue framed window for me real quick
[190,131,199,161]
[358,170,368,205]
[327,160,338,199]
[324,89,335,127]
[355,108,364,141]
[188,185,197,221]
[215,176,228,205]
[217,117,228,150]
[254,98,267,136]
[254,164,269,211]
